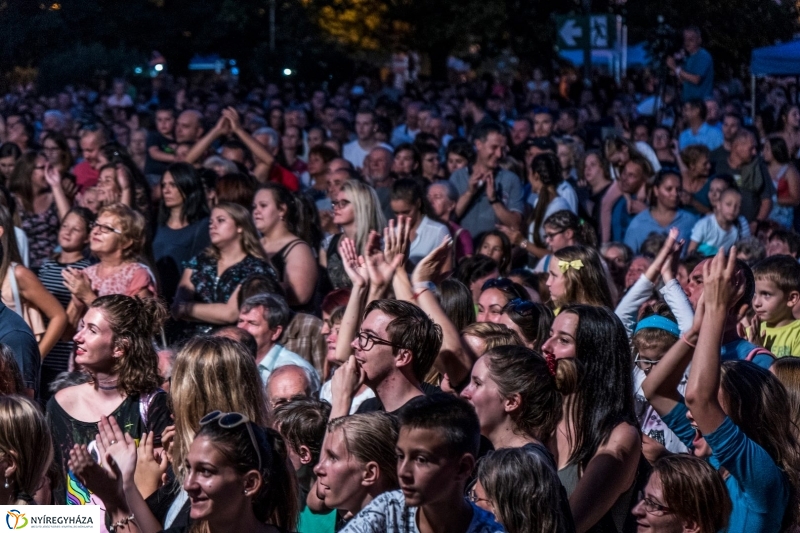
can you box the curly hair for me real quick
[89,295,165,396]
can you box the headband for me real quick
[634,315,680,337]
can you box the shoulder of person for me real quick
[496,168,521,183]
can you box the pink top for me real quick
[85,262,156,298]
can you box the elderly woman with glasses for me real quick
[64,203,155,328]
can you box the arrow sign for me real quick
[559,19,583,47]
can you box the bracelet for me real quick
[681,334,696,348]
[412,289,429,301]
[489,197,501,204]
[519,240,529,250]
[109,514,134,533]
[413,281,437,293]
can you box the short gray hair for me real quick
[429,180,459,203]
[253,127,280,149]
[241,293,291,329]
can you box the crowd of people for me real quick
[3,24,800,533]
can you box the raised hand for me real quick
[330,355,365,408]
[97,415,137,490]
[384,216,411,266]
[63,268,94,303]
[135,431,169,498]
[339,237,368,288]
[68,444,122,504]
[221,107,242,133]
[365,230,404,290]
[412,236,453,284]
[702,246,742,313]
[44,163,62,189]
[496,223,523,246]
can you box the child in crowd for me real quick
[766,228,800,259]
[752,255,800,357]
[272,397,336,533]
[688,188,749,256]
[340,394,503,533]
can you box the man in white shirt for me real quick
[344,109,384,170]
[237,293,320,392]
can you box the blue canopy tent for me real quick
[750,40,800,119]
[751,40,800,76]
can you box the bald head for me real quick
[175,110,204,143]
[266,364,313,409]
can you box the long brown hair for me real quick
[551,245,613,308]
[0,395,54,505]
[89,295,165,396]
[527,153,561,248]
[0,204,23,290]
[206,201,268,261]
[8,151,42,212]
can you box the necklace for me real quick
[96,377,118,391]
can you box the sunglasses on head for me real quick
[481,278,526,300]
[502,298,538,316]
[199,411,263,472]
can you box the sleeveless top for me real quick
[558,452,647,533]
[270,238,317,314]
[325,233,352,291]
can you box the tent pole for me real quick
[751,75,756,124]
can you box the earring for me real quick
[3,478,9,489]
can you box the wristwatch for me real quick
[489,197,501,204]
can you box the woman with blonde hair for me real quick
[546,245,614,310]
[320,180,386,290]
[313,412,399,517]
[64,203,156,328]
[173,202,278,336]
[0,395,54,505]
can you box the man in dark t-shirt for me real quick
[330,299,443,417]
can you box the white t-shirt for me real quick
[690,214,750,256]
[340,490,504,533]
[408,216,451,265]
[319,379,375,415]
[343,141,393,170]
[633,366,688,454]
[528,195,573,241]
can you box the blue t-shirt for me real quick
[611,196,638,242]
[682,48,714,101]
[0,302,41,395]
[662,402,788,533]
[721,338,774,369]
[679,123,724,151]
[623,208,698,255]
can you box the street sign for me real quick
[556,15,616,50]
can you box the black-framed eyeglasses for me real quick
[91,222,122,235]
[200,411,262,472]
[502,298,539,317]
[467,488,492,506]
[544,229,566,240]
[637,491,671,516]
[355,331,403,351]
[331,199,351,210]
[634,354,659,374]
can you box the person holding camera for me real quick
[666,26,714,101]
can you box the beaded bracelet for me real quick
[109,514,134,533]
